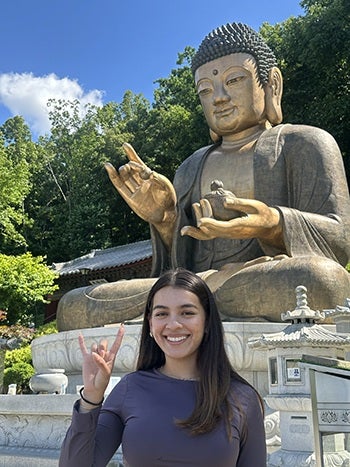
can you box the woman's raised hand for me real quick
[78,324,125,404]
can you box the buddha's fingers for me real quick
[105,162,134,198]
[123,143,146,166]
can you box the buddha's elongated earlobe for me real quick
[264,66,283,125]
[209,128,221,143]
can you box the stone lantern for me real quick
[324,299,350,360]
[324,298,350,345]
[248,286,350,466]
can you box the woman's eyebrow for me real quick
[180,303,198,309]
[152,304,168,311]
[152,303,199,310]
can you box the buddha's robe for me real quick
[151,124,350,319]
[57,124,350,330]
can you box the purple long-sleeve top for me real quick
[59,369,266,467]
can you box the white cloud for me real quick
[0,72,104,135]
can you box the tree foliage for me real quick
[0,117,35,253]
[4,345,32,367]
[3,362,35,394]
[18,49,211,263]
[0,0,349,294]
[260,0,350,173]
[0,253,58,325]
[2,321,57,394]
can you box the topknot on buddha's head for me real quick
[191,22,277,84]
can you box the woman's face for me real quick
[149,286,206,366]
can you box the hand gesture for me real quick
[105,143,177,228]
[78,324,125,404]
[181,196,282,244]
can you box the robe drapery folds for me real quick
[151,124,350,275]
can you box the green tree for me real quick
[24,100,109,261]
[22,50,211,262]
[0,253,58,325]
[98,93,155,247]
[0,117,38,253]
[3,363,35,394]
[0,116,49,256]
[24,95,154,261]
[260,0,350,175]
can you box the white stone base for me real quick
[0,447,60,467]
[0,322,285,465]
[31,321,284,397]
[0,447,122,467]
[0,322,295,466]
[0,394,122,466]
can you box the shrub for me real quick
[0,253,58,325]
[34,320,58,337]
[2,321,58,393]
[3,362,35,394]
[5,345,32,367]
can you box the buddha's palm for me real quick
[105,143,177,227]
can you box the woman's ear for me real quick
[148,317,153,336]
[264,66,283,125]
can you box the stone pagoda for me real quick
[249,285,350,466]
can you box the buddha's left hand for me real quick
[181,197,282,245]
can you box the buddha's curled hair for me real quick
[191,22,277,84]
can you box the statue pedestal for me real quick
[0,394,79,466]
[0,321,305,465]
[31,321,282,397]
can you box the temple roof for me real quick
[324,298,350,320]
[52,239,152,276]
[249,323,350,349]
[249,285,350,349]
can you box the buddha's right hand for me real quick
[78,324,125,405]
[105,143,177,229]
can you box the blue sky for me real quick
[0,0,304,136]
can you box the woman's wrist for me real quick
[79,399,101,412]
[79,387,104,406]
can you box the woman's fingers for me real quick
[78,333,88,356]
[79,325,125,367]
[108,324,125,359]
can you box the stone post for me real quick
[0,348,5,393]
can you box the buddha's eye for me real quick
[226,76,245,86]
[198,87,213,97]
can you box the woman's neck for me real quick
[159,361,199,381]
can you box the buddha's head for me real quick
[192,23,283,139]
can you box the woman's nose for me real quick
[165,316,182,329]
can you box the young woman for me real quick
[59,269,266,466]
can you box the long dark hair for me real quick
[136,268,260,437]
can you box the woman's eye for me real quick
[154,312,167,318]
